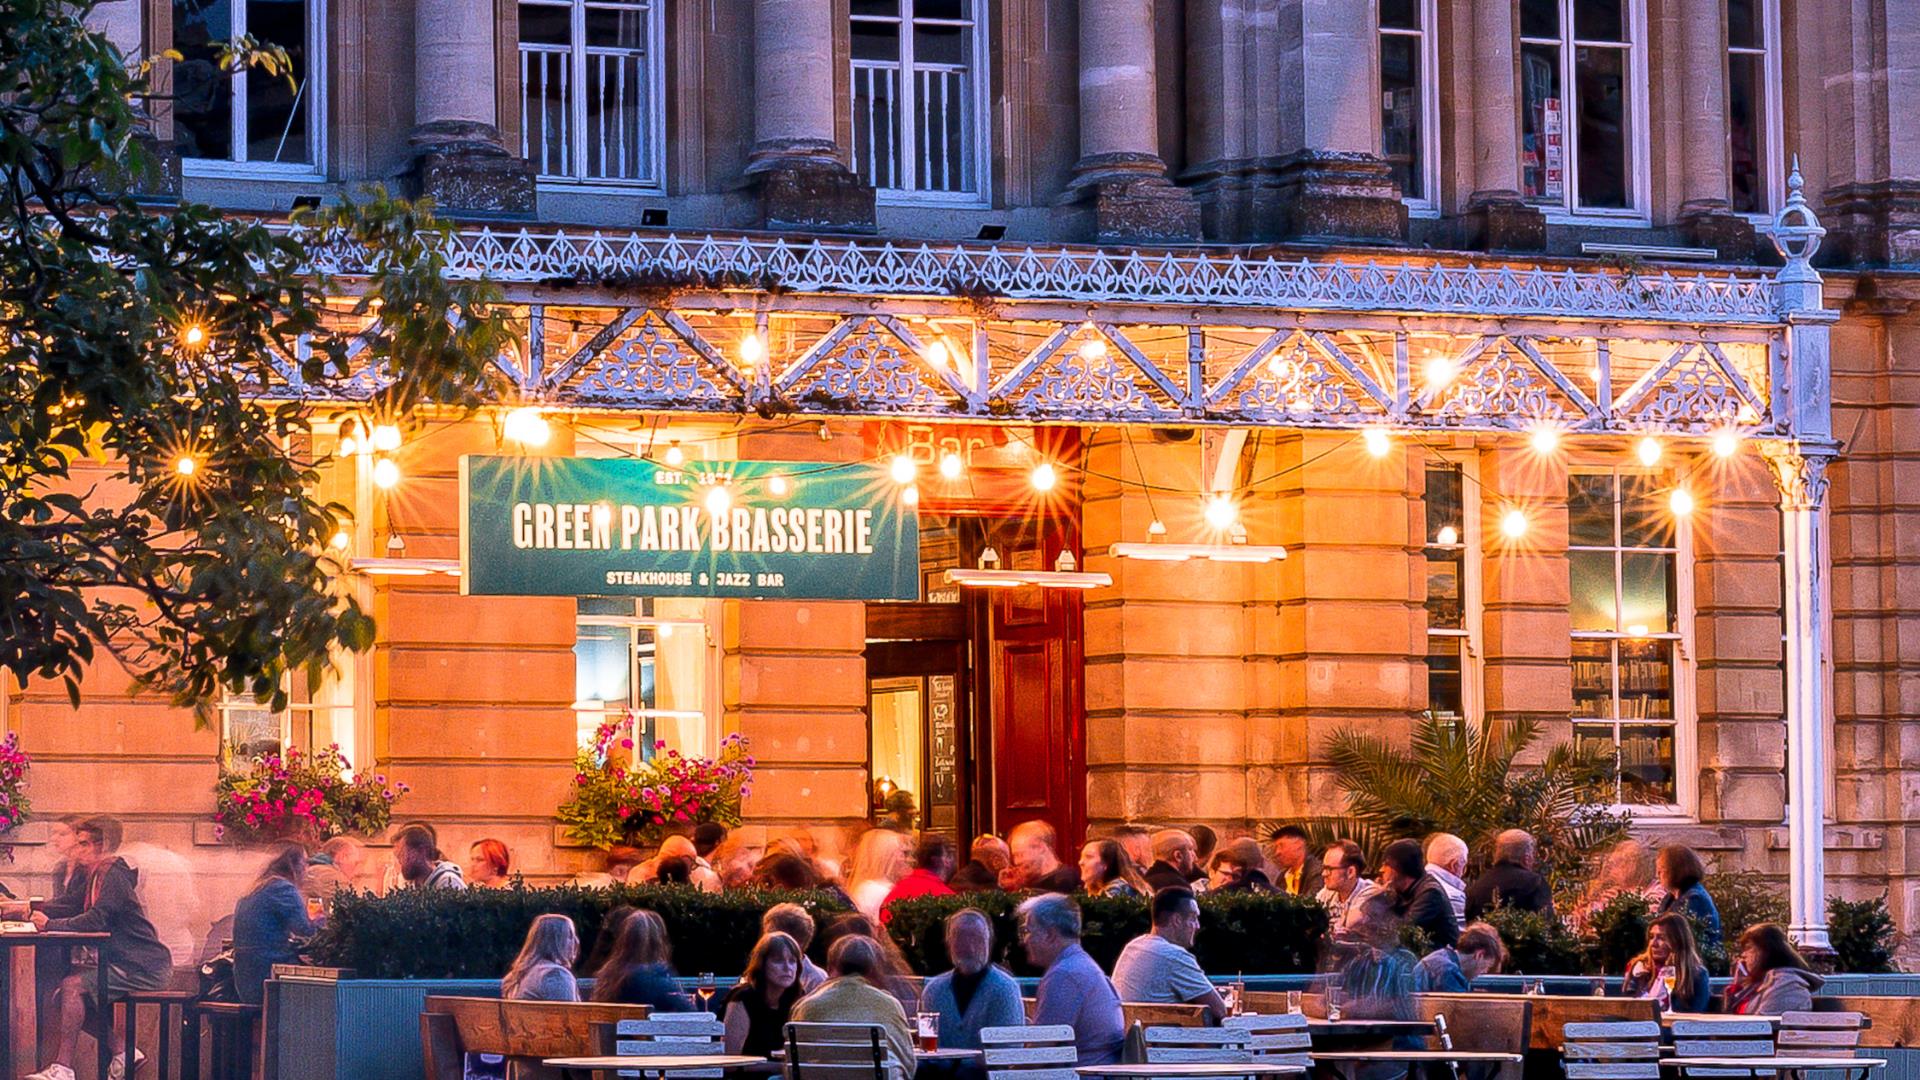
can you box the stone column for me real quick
[744,0,875,232]
[1460,0,1544,251]
[1060,0,1201,243]
[410,0,533,215]
[1815,0,1920,263]
[1266,0,1407,242]
[1675,0,1755,257]
[1769,449,1834,950]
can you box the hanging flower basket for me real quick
[213,744,407,845]
[557,714,754,850]
[0,734,32,862]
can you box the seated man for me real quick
[921,909,1025,1049]
[1112,887,1228,1021]
[1143,829,1200,893]
[1021,894,1125,1066]
[1314,839,1381,935]
[791,935,916,1080]
[1377,839,1458,949]
[1465,830,1555,921]
[1414,922,1506,993]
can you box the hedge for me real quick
[884,891,1330,977]
[307,883,850,979]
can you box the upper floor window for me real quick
[1567,468,1692,809]
[1519,0,1643,215]
[1379,0,1437,209]
[851,0,987,202]
[574,597,719,758]
[519,0,663,186]
[172,0,324,171]
[1727,0,1781,214]
[218,665,357,769]
[1423,463,1481,723]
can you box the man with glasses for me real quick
[1111,887,1228,1021]
[1314,840,1382,935]
[1019,894,1125,1065]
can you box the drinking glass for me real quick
[915,1013,939,1052]
[1589,978,1607,997]
[1285,990,1303,1015]
[696,971,717,1012]
[1659,966,1677,1003]
[1325,986,1343,1022]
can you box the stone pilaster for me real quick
[1674,0,1756,258]
[1810,0,1920,264]
[744,0,874,232]
[1456,0,1545,251]
[1060,0,1200,243]
[409,0,534,215]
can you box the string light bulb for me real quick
[1363,428,1392,458]
[1436,525,1459,547]
[1203,493,1239,531]
[329,530,350,550]
[1500,508,1529,539]
[1670,488,1696,516]
[1030,461,1058,492]
[1147,519,1168,539]
[704,485,731,517]
[923,340,950,369]
[173,454,197,477]
[939,451,964,480]
[371,424,402,453]
[1636,436,1663,467]
[1530,427,1561,454]
[738,333,766,369]
[768,474,790,497]
[502,407,550,448]
[1712,430,1742,459]
[664,442,685,467]
[889,454,917,484]
[180,323,207,349]
[902,485,920,507]
[337,436,357,457]
[371,458,400,490]
[1424,357,1457,389]
[1077,323,1108,362]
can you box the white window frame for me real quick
[1727,0,1784,220]
[850,0,992,207]
[574,601,722,760]
[217,666,358,771]
[1518,0,1650,224]
[1422,458,1484,723]
[175,0,328,179]
[519,0,667,191]
[1379,0,1440,217]
[1567,465,1697,818]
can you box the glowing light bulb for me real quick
[664,442,685,467]
[902,485,920,507]
[502,406,550,448]
[1636,436,1663,467]
[173,454,197,477]
[1712,430,1741,459]
[1501,509,1529,539]
[329,530,350,550]
[371,424,402,453]
[1363,428,1392,458]
[1030,462,1058,492]
[371,458,400,489]
[939,452,964,480]
[181,324,207,349]
[704,485,731,517]
[1530,427,1561,454]
[1425,357,1457,389]
[337,436,357,457]
[768,474,790,497]
[1148,519,1168,538]
[1077,332,1108,362]
[923,340,950,369]
[1670,488,1695,516]
[889,454,917,484]
[1436,525,1459,547]
[1204,494,1239,531]
[738,333,766,368]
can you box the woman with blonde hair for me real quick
[1620,912,1710,1012]
[847,829,911,923]
[502,914,580,1001]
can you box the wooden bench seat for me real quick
[419,995,654,1080]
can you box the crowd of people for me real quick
[0,811,1826,1080]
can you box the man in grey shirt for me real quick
[1111,887,1228,1021]
[1020,894,1126,1065]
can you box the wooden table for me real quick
[1313,1052,1524,1064]
[1307,1018,1438,1040]
[1661,1055,1885,1076]
[0,930,113,1080]
[1663,1014,1783,1026]
[1074,1064,1309,1078]
[546,1053,771,1077]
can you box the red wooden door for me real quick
[984,585,1085,848]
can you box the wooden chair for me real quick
[1411,993,1531,1080]
[783,1021,901,1080]
[617,1015,730,1078]
[981,1024,1078,1080]
[1668,1017,1776,1079]
[1123,1002,1211,1030]
[1560,1021,1662,1080]
[1777,1012,1867,1058]
[1141,1026,1252,1064]
[1810,997,1905,1049]
[418,996,653,1080]
[1430,991,1655,1053]
[1223,1013,1313,1068]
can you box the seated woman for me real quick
[1654,845,1722,950]
[502,914,580,1001]
[1078,839,1147,899]
[590,910,695,1011]
[1620,913,1711,1013]
[721,931,804,1056]
[1724,923,1823,1015]
[232,845,316,1005]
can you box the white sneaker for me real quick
[25,1064,76,1080]
[108,1048,147,1080]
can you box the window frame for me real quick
[1566,464,1697,818]
[574,599,723,761]
[1379,0,1441,217]
[518,0,668,191]
[1517,0,1651,223]
[1726,0,1784,219]
[216,665,359,771]
[1422,458,1484,725]
[850,0,993,208]
[175,0,329,179]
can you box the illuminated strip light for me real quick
[942,568,1112,590]
[349,557,462,577]
[1107,542,1288,564]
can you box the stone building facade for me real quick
[4,0,1920,957]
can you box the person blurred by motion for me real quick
[920,909,1024,1050]
[395,824,464,890]
[881,832,957,923]
[231,845,314,1004]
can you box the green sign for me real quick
[460,456,920,599]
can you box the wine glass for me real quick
[1659,966,1678,1004]
[696,971,717,1012]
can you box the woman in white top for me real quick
[847,829,910,923]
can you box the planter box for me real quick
[272,972,505,1080]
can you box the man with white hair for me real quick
[1423,833,1469,925]
[1019,894,1125,1065]
[1466,829,1555,921]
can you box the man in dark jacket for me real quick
[1465,829,1556,921]
[1269,824,1323,897]
[1143,829,1199,893]
[1378,838,1459,950]
[949,834,1011,892]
